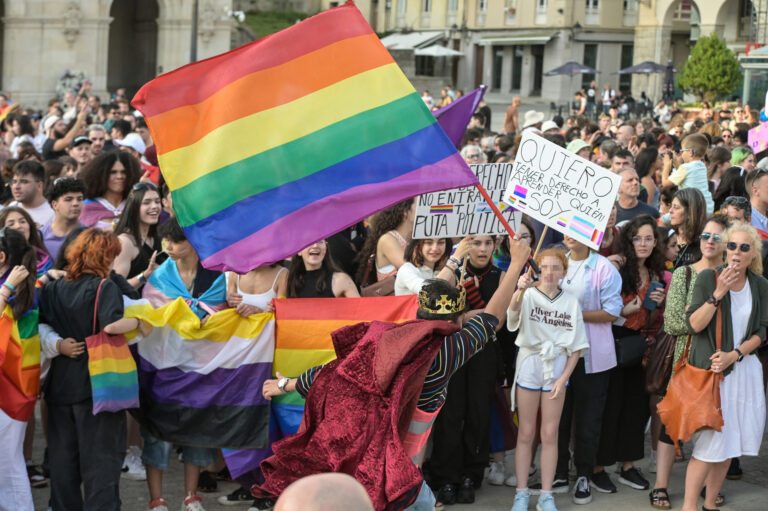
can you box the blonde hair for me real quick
[725,223,763,274]
[534,248,569,272]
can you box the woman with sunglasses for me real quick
[650,214,730,510]
[677,223,767,511]
[113,182,163,290]
[80,151,140,229]
[668,188,707,269]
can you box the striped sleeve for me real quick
[418,313,498,412]
[295,364,325,398]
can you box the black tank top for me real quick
[298,269,335,298]
[129,236,163,278]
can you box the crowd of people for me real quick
[0,76,766,511]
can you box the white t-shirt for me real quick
[729,282,752,348]
[394,263,438,296]
[8,200,55,228]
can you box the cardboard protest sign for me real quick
[748,122,768,154]
[412,163,522,239]
[503,131,620,250]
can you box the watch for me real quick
[706,295,721,306]
[277,377,290,393]
[734,348,744,362]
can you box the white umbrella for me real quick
[414,45,464,57]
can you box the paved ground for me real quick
[27,402,767,510]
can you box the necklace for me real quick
[566,257,587,285]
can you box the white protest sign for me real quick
[412,163,522,239]
[503,131,620,250]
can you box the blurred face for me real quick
[699,221,725,261]
[662,233,678,261]
[63,163,78,178]
[740,153,755,172]
[164,239,194,261]
[599,116,610,131]
[538,255,565,287]
[577,147,592,160]
[139,190,161,226]
[11,173,40,203]
[52,192,84,222]
[669,197,685,227]
[68,143,92,166]
[563,234,587,253]
[463,148,483,164]
[52,120,67,137]
[4,211,30,241]
[88,129,105,154]
[606,203,618,229]
[299,240,327,270]
[107,160,127,195]
[632,224,656,260]
[136,126,151,144]
[619,170,640,199]
[635,123,645,136]
[725,205,746,223]
[468,236,494,267]
[518,225,533,247]
[420,238,446,266]
[752,173,768,204]
[611,156,633,173]
[10,120,21,136]
[721,130,732,145]
[725,231,755,273]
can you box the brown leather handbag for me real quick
[657,294,724,447]
[645,266,692,395]
[359,254,395,297]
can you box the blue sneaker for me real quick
[536,493,558,511]
[511,490,530,511]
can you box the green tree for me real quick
[677,33,742,102]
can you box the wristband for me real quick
[137,273,147,284]
[56,339,62,353]
[3,281,15,291]
[734,347,744,362]
[277,377,290,393]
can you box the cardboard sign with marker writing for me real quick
[412,163,522,239]
[503,131,620,250]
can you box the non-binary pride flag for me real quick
[132,2,478,273]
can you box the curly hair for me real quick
[354,198,415,284]
[616,215,667,296]
[65,228,121,281]
[724,223,763,275]
[79,151,140,200]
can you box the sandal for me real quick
[197,470,217,492]
[649,488,671,509]
[700,487,725,506]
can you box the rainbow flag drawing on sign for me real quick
[0,306,39,422]
[430,205,454,214]
[132,3,478,273]
[223,296,418,482]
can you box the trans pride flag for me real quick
[132,2,478,273]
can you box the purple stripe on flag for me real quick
[432,85,488,147]
[136,356,272,408]
[202,152,474,271]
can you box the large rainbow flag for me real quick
[124,298,272,448]
[0,306,40,422]
[224,295,418,481]
[132,2,478,273]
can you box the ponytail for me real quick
[14,245,37,317]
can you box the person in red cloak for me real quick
[256,237,531,511]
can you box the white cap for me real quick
[541,120,559,133]
[115,132,146,155]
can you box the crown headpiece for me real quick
[418,287,467,315]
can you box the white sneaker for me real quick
[122,445,147,481]
[488,461,505,485]
[182,495,206,511]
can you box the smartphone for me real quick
[643,281,664,310]
[154,251,169,265]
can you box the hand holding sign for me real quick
[503,132,620,250]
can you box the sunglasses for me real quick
[53,176,80,186]
[699,233,723,243]
[726,242,751,253]
[724,196,749,206]
[132,182,158,192]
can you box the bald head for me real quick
[275,473,374,511]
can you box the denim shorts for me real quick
[141,430,218,470]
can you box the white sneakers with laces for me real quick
[488,461,506,485]
[122,445,147,481]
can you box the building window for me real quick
[506,0,516,24]
[582,43,597,90]
[449,0,458,12]
[619,44,633,92]
[623,0,637,10]
[415,56,435,76]
[585,0,599,25]
[492,46,504,90]
[478,0,487,11]
[329,1,339,6]
[422,0,431,13]
[536,0,547,24]
[398,0,406,14]
[673,0,693,21]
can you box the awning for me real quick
[414,45,464,57]
[478,33,556,46]
[380,31,445,50]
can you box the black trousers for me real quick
[596,361,650,466]
[47,400,126,511]
[557,358,610,477]
[428,344,497,486]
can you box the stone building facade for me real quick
[2,0,233,107]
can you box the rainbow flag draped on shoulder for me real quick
[132,2,478,273]
[123,262,272,448]
[0,305,40,422]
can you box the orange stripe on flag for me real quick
[274,296,418,321]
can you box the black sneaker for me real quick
[618,467,649,490]
[726,457,742,480]
[590,470,617,493]
[456,477,475,504]
[529,474,569,495]
[572,476,592,505]
[436,484,457,506]
[218,487,252,506]
[247,497,275,511]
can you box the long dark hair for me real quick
[635,147,658,180]
[674,187,707,244]
[0,228,37,317]
[114,182,159,247]
[403,238,453,269]
[712,166,749,211]
[617,215,666,296]
[0,206,49,255]
[287,244,340,298]
[80,151,140,200]
[354,198,414,284]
